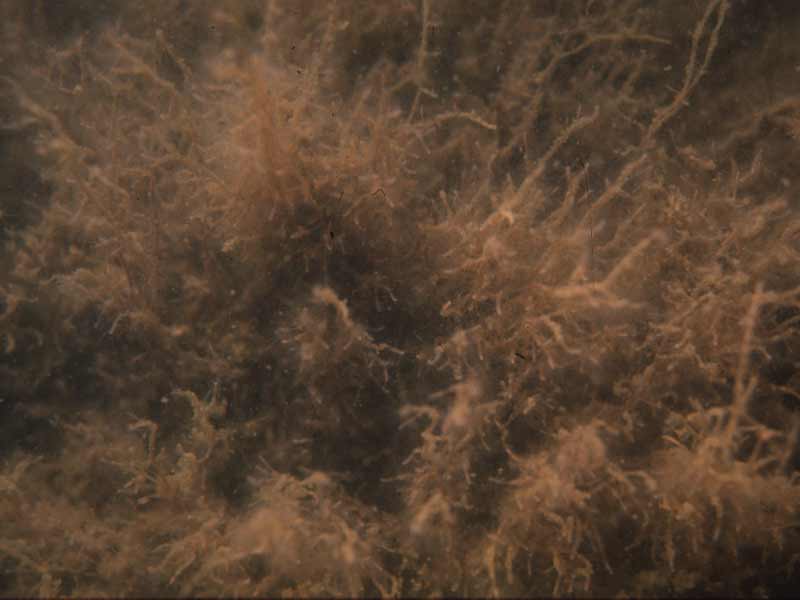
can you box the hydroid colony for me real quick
[1,0,800,596]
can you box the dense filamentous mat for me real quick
[1,1,800,597]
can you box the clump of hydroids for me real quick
[1,0,800,596]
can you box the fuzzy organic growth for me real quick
[2,0,800,597]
